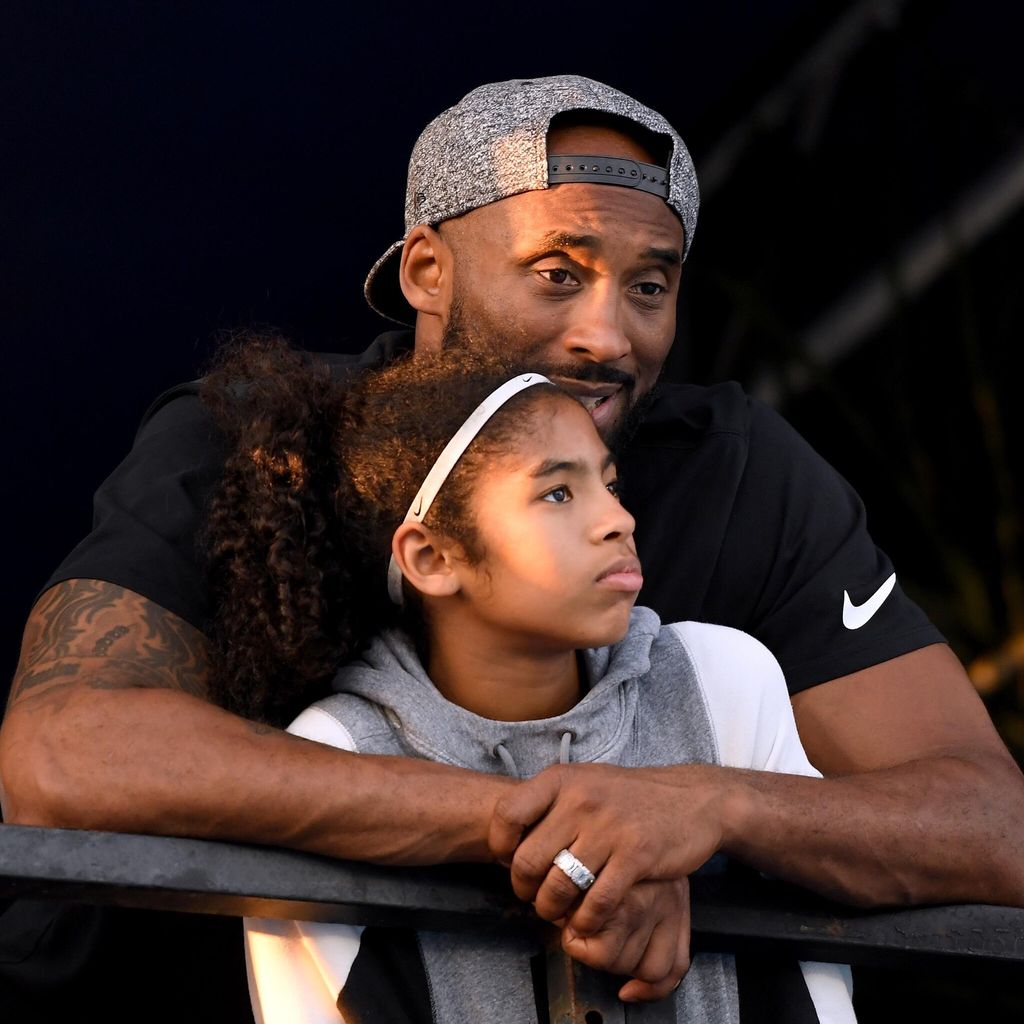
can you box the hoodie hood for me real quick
[330,606,662,778]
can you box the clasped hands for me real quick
[488,762,726,1002]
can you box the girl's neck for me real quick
[423,620,582,722]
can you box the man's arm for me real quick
[491,644,1024,934]
[781,642,1024,904]
[2,578,692,1000]
[0,579,511,864]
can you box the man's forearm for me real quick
[0,685,511,863]
[2,580,511,864]
[494,647,1024,919]
[713,750,1024,907]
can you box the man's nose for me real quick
[562,290,631,364]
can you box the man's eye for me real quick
[632,281,665,296]
[539,268,579,286]
[543,486,572,503]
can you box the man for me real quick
[2,75,1023,1010]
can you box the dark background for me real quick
[3,1,1023,1019]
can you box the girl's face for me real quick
[452,396,642,653]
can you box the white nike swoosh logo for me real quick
[842,572,897,630]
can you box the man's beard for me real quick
[529,358,656,455]
[441,294,658,455]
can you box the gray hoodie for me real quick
[245,608,856,1023]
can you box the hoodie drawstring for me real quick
[494,743,518,776]
[559,730,573,765]
[493,731,574,778]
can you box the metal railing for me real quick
[2,824,1023,1022]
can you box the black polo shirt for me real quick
[44,329,943,693]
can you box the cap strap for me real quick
[386,373,551,605]
[548,154,669,198]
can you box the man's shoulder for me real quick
[328,330,414,373]
[635,379,754,448]
[634,379,825,477]
[135,331,413,441]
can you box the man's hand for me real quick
[491,765,708,1001]
[557,877,691,1002]
[491,763,724,930]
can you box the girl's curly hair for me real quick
[200,332,569,725]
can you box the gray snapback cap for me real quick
[364,74,699,325]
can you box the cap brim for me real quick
[364,239,415,327]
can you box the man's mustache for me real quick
[532,360,636,392]
[440,320,637,392]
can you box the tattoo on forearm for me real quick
[8,580,211,710]
[93,625,130,656]
[14,661,80,692]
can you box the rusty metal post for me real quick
[544,927,680,1023]
[545,927,627,1024]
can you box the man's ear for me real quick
[399,224,453,321]
[391,521,463,599]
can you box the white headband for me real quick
[386,372,551,605]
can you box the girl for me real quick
[201,337,855,1024]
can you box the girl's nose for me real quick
[596,490,636,543]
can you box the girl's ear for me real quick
[391,521,462,598]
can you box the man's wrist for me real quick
[715,768,757,857]
[455,771,520,864]
[647,762,747,868]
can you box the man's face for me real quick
[432,125,685,446]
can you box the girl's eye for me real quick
[539,268,579,287]
[606,479,621,499]
[543,486,572,503]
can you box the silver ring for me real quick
[553,848,596,891]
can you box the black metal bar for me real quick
[0,824,528,932]
[2,824,1023,973]
[683,874,1024,974]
